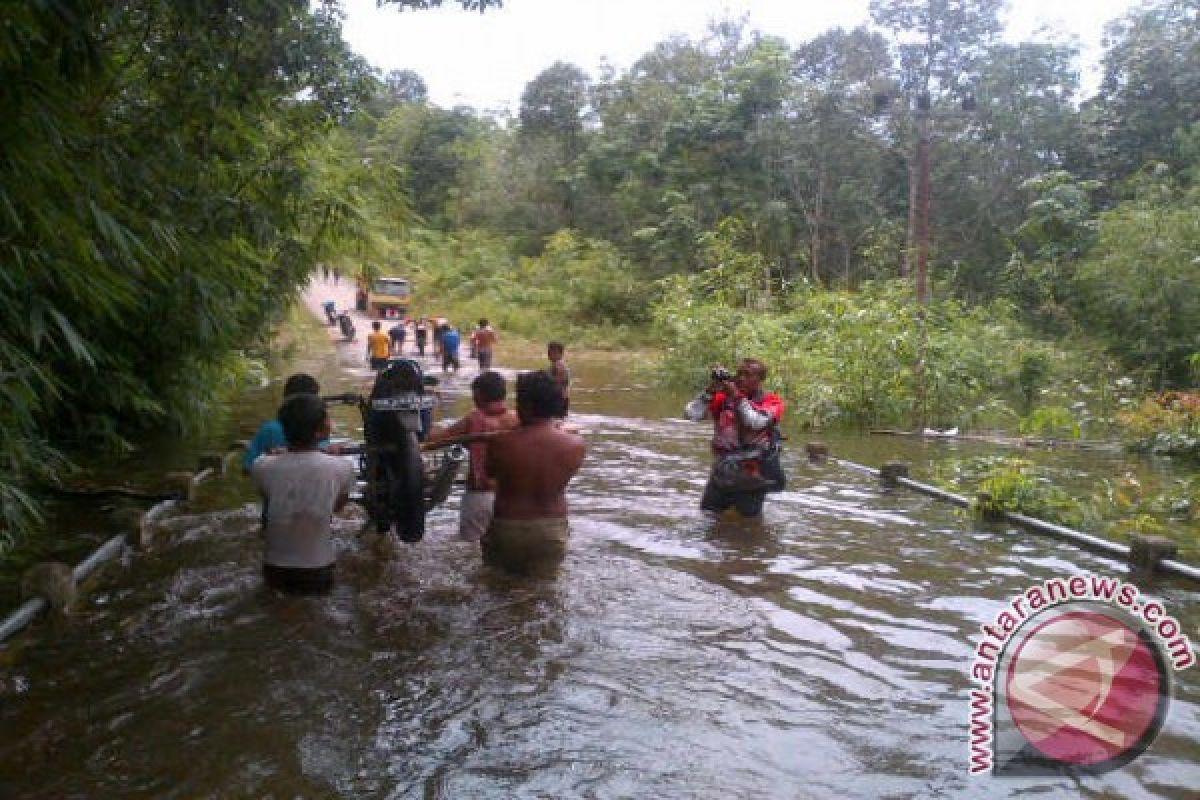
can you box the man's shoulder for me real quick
[255,418,284,437]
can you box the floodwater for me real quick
[0,309,1197,799]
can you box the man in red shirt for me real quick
[426,371,519,541]
[685,357,786,517]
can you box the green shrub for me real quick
[1020,406,1082,439]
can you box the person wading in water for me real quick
[426,371,519,541]
[685,357,786,518]
[482,371,586,575]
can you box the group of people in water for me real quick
[245,328,582,594]
[246,292,785,595]
[366,317,499,375]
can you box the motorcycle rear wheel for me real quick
[391,431,426,543]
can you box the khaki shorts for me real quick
[481,517,569,575]
[459,490,495,541]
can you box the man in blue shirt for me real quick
[242,373,321,472]
[441,324,461,374]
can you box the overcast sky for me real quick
[340,0,1138,113]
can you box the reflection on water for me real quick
[1,332,1197,798]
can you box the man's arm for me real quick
[684,390,714,421]
[736,393,785,430]
[333,461,354,512]
[426,414,472,445]
[243,421,284,473]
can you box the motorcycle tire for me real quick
[363,452,393,534]
[392,431,426,543]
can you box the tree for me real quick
[1070,172,1200,386]
[384,68,429,106]
[1092,0,1200,181]
[515,62,593,234]
[870,0,1004,299]
[0,0,370,542]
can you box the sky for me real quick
[339,0,1139,113]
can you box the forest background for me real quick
[2,0,1198,551]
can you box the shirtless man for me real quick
[483,371,586,575]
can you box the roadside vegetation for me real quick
[927,455,1200,562]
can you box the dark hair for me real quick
[278,394,328,448]
[478,318,488,327]
[282,373,319,397]
[740,358,768,379]
[547,341,564,353]
[517,371,562,419]
[472,370,506,402]
[372,320,381,331]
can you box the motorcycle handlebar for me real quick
[321,392,361,405]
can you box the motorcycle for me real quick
[324,359,463,542]
[337,309,356,341]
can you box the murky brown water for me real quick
[1,312,1197,798]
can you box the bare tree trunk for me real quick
[810,165,824,284]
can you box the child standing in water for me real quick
[545,341,570,417]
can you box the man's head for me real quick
[472,370,506,407]
[372,320,381,331]
[735,358,768,394]
[478,318,489,328]
[283,373,320,397]
[547,341,564,362]
[278,394,330,449]
[516,370,562,423]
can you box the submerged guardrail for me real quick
[0,445,244,645]
[803,442,1200,586]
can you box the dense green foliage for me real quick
[651,228,1120,431]
[347,1,1198,406]
[0,0,473,547]
[931,455,1200,560]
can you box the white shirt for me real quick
[251,450,355,568]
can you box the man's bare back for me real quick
[487,419,585,520]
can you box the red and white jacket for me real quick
[686,389,785,455]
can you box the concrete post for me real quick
[880,461,909,488]
[975,492,1005,522]
[1129,534,1179,573]
[805,442,830,463]
[198,454,224,476]
[164,471,196,503]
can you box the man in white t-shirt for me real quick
[251,393,355,595]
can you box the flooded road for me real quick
[1,307,1197,798]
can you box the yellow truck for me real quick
[366,276,413,319]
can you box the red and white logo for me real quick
[992,603,1170,774]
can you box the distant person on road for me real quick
[251,394,355,596]
[414,318,428,356]
[321,264,330,281]
[545,341,570,417]
[482,371,586,575]
[441,323,461,374]
[366,321,391,370]
[388,319,407,356]
[471,318,498,370]
[426,371,519,541]
[332,266,342,286]
[684,357,786,518]
[432,317,448,358]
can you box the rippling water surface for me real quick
[1,330,1197,799]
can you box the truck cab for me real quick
[367,276,412,319]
